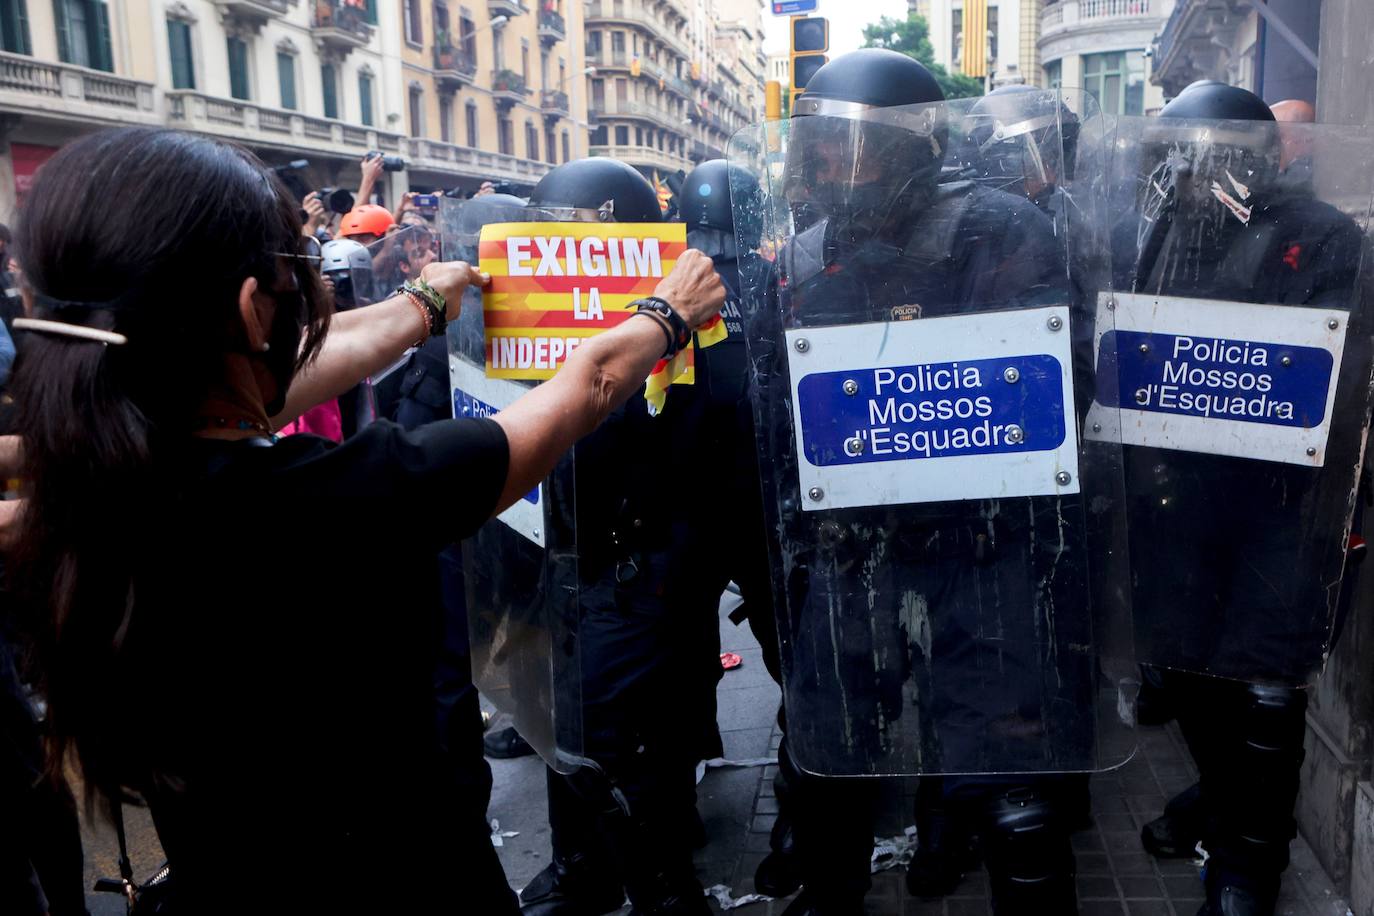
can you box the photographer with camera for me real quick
[6,127,724,914]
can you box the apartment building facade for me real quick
[396,0,589,194]
[0,0,569,223]
[582,0,762,181]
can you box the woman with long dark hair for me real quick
[7,127,723,913]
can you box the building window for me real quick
[586,29,601,60]
[634,126,642,146]
[404,0,423,44]
[363,0,376,24]
[321,63,338,118]
[526,121,538,160]
[1043,59,1061,90]
[358,71,373,125]
[1,0,32,54]
[227,36,249,100]
[591,125,607,145]
[540,50,549,89]
[499,117,514,155]
[277,51,296,109]
[545,127,556,163]
[561,131,570,163]
[492,28,504,69]
[440,95,452,142]
[614,124,629,146]
[465,100,478,146]
[987,5,998,63]
[950,8,961,68]
[56,0,112,71]
[409,85,423,137]
[521,38,529,83]
[1082,50,1145,116]
[460,12,476,59]
[167,19,194,89]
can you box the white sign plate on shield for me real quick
[449,357,546,546]
[1083,292,1349,467]
[787,305,1080,512]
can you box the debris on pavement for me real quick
[705,883,772,910]
[489,818,520,847]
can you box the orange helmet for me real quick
[339,204,395,239]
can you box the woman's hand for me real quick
[420,260,489,321]
[302,193,326,236]
[652,249,727,328]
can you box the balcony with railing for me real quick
[538,8,566,44]
[408,137,551,183]
[590,143,689,172]
[212,0,289,24]
[540,89,570,117]
[491,68,530,108]
[0,52,159,125]
[585,2,690,59]
[488,0,529,18]
[433,44,477,90]
[165,90,404,156]
[312,0,375,51]
[592,98,683,134]
[1040,0,1155,37]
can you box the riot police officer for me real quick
[513,158,715,916]
[673,157,779,795]
[738,49,1105,916]
[1112,83,1366,916]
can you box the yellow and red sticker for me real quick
[479,221,728,412]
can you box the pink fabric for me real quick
[277,400,344,443]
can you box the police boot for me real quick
[519,852,626,916]
[601,809,709,916]
[754,747,803,897]
[906,778,977,898]
[1195,685,1307,916]
[1142,782,1207,859]
[982,787,1077,916]
[1197,862,1280,916]
[779,889,867,916]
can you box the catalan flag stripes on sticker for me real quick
[479,221,691,383]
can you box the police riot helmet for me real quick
[784,49,948,244]
[321,238,372,308]
[964,85,1079,205]
[680,159,763,257]
[457,192,528,233]
[527,157,663,223]
[1139,82,1279,228]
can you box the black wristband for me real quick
[632,296,691,358]
[631,310,675,357]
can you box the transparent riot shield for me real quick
[728,94,1135,777]
[1085,115,1374,687]
[438,197,586,773]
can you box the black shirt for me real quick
[133,418,508,913]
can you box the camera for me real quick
[317,187,355,214]
[367,150,408,172]
[412,194,441,212]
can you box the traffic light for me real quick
[789,16,827,108]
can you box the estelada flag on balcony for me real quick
[631,56,642,77]
[479,221,695,385]
[651,170,673,215]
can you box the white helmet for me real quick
[320,238,374,308]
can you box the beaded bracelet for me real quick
[396,282,447,338]
[399,288,433,349]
